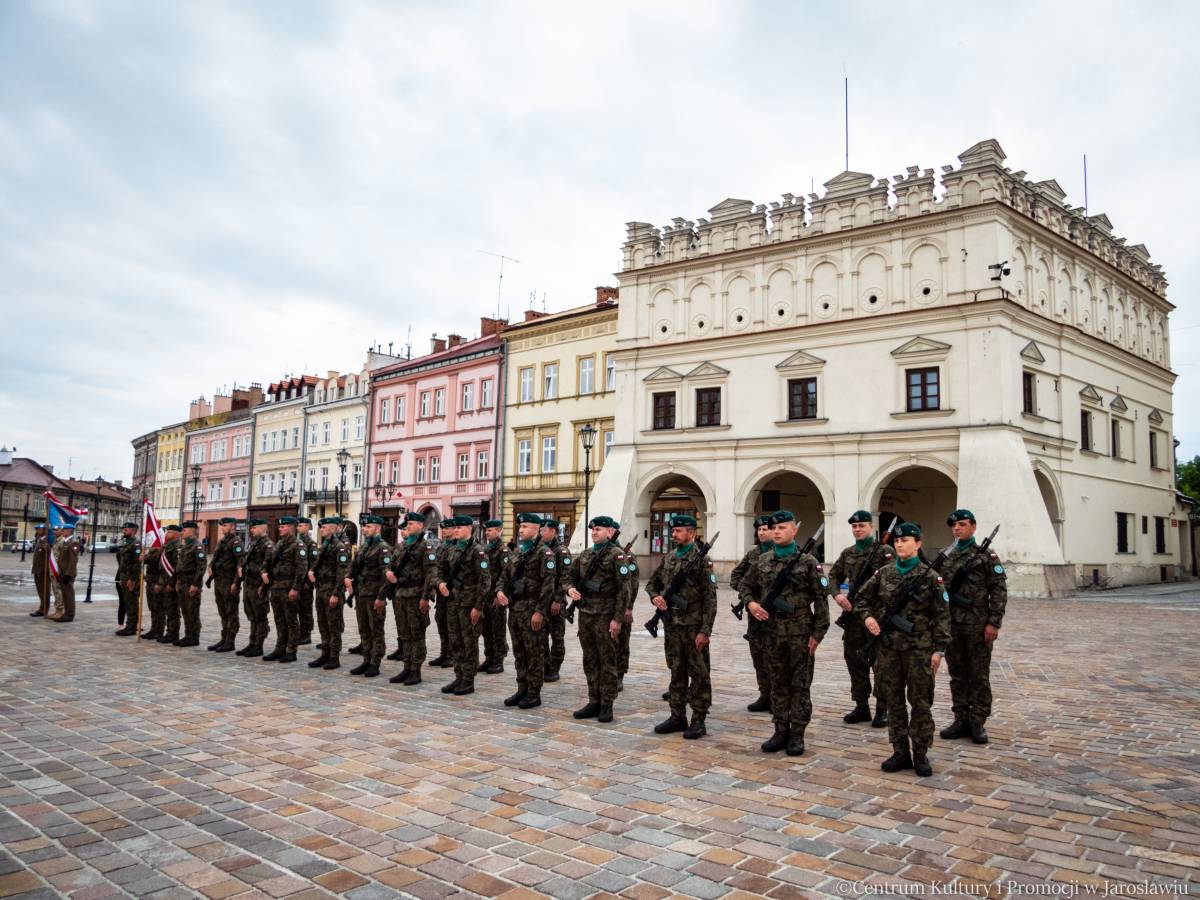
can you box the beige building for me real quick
[590,139,1176,594]
[153,422,187,526]
[503,289,619,542]
[301,370,369,530]
[248,376,317,532]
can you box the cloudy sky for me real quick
[2,0,1198,483]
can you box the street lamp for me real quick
[189,463,202,524]
[20,498,29,562]
[84,475,103,603]
[336,447,350,517]
[580,423,597,536]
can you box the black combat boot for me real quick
[684,715,707,740]
[453,681,475,695]
[215,642,234,652]
[517,692,541,709]
[262,646,282,661]
[913,754,933,777]
[349,660,370,675]
[387,648,404,661]
[171,637,188,646]
[881,747,914,772]
[116,626,137,637]
[661,690,670,701]
[322,656,340,670]
[428,653,448,667]
[278,652,296,663]
[181,637,200,647]
[243,644,263,658]
[363,664,380,677]
[485,660,504,674]
[761,727,789,753]
[235,642,251,655]
[597,703,613,723]
[504,688,527,707]
[786,728,806,756]
[389,668,411,684]
[297,634,312,646]
[207,639,223,651]
[747,694,771,713]
[403,667,421,685]
[441,678,462,694]
[573,701,601,720]
[348,643,363,655]
[543,670,559,683]
[843,703,871,724]
[654,714,688,735]
[141,628,159,639]
[309,654,330,668]
[939,718,968,740]
[872,704,889,728]
[969,721,989,745]
[616,675,624,693]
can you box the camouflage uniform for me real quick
[55,537,80,620]
[313,533,351,659]
[297,529,317,644]
[32,535,50,616]
[115,535,141,630]
[617,549,638,685]
[209,531,244,647]
[175,538,206,643]
[540,536,571,678]
[730,542,774,702]
[854,561,951,757]
[159,539,182,640]
[389,534,437,673]
[482,538,509,667]
[240,534,274,652]
[737,545,831,735]
[828,537,895,706]
[940,541,1007,726]
[143,546,163,637]
[348,535,391,668]
[569,540,628,707]
[266,533,307,656]
[498,539,556,700]
[431,538,452,663]
[438,539,491,689]
[646,545,718,722]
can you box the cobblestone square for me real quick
[0,556,1197,898]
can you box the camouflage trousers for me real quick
[116,581,138,628]
[746,618,772,699]
[355,595,388,666]
[616,615,632,678]
[390,595,407,658]
[483,601,508,663]
[509,604,546,693]
[764,618,813,731]
[394,590,429,668]
[298,579,314,641]
[51,575,64,616]
[269,588,299,654]
[244,582,270,648]
[665,623,711,718]
[946,623,994,723]
[842,618,882,705]
[434,593,450,657]
[578,611,618,705]
[146,584,164,634]
[161,585,180,639]
[180,585,201,641]
[448,598,483,684]
[213,578,240,644]
[878,637,936,755]
[314,588,345,657]
[542,607,566,676]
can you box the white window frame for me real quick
[605,354,616,391]
[520,368,534,403]
[458,452,469,480]
[434,389,445,416]
[430,456,441,482]
[390,460,399,484]
[396,396,405,424]
[420,392,430,417]
[416,458,426,483]
[542,436,557,472]
[462,382,474,411]
[379,398,390,425]
[544,363,558,400]
[340,418,349,442]
[355,415,365,440]
[604,429,614,460]
[477,449,490,480]
[481,379,493,408]
[323,422,331,445]
[517,439,532,475]
[579,357,595,395]
[352,463,363,489]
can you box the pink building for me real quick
[367,319,505,540]
[181,387,262,547]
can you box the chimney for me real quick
[44,464,54,474]
[212,393,233,415]
[480,316,506,337]
[327,370,339,380]
[595,285,618,305]
[114,479,123,488]
[524,310,548,322]
[188,397,212,420]
[447,333,463,348]
[431,335,447,354]
[0,447,11,466]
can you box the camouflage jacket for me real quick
[939,540,1008,629]
[116,536,140,583]
[853,560,951,654]
[175,538,206,590]
[348,536,391,601]
[541,538,572,613]
[437,539,492,612]
[646,544,718,634]
[736,545,831,640]
[314,536,351,596]
[389,535,437,598]
[497,540,556,616]
[267,533,307,592]
[482,538,507,598]
[209,533,244,581]
[241,535,273,582]
[729,543,771,593]
[157,540,180,587]
[298,532,317,580]
[828,537,895,595]
[568,540,629,621]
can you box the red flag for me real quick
[143,500,172,577]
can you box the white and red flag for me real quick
[142,499,172,577]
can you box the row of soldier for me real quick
[26,522,80,622]
[102,504,1007,777]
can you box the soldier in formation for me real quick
[308,516,351,670]
[47,523,80,623]
[496,512,556,709]
[730,514,774,713]
[29,524,50,618]
[174,521,206,647]
[237,518,273,656]
[425,519,456,668]
[435,516,490,696]
[296,517,317,647]
[480,519,508,674]
[384,511,437,685]
[157,524,181,641]
[565,515,627,723]
[538,518,570,683]
[142,537,164,639]
[207,517,244,652]
[346,514,390,677]
[114,521,140,636]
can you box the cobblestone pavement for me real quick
[0,567,1198,899]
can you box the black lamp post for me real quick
[84,475,103,603]
[189,463,202,523]
[20,499,29,562]
[336,447,350,517]
[580,423,597,535]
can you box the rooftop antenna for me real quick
[541,292,546,313]
[843,66,849,172]
[1083,153,1089,217]
[477,249,519,320]
[405,324,412,358]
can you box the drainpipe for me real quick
[492,341,507,524]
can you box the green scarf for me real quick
[855,536,874,552]
[518,539,535,552]
[895,555,919,575]
[592,540,611,552]
[758,540,774,554]
[404,534,421,546]
[773,541,798,559]
[674,542,694,558]
[955,537,976,551]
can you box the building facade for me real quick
[367,320,504,540]
[502,289,619,541]
[0,449,68,546]
[589,139,1176,593]
[301,370,368,533]
[60,477,134,547]
[248,376,317,535]
[130,431,157,512]
[181,387,262,546]
[153,422,187,526]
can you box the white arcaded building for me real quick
[589,139,1178,595]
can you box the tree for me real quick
[1176,454,1200,500]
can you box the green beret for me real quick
[317,516,342,526]
[404,512,426,524]
[439,519,454,529]
[361,514,384,525]
[278,516,298,525]
[753,514,772,528]
[219,517,239,525]
[588,515,619,529]
[516,512,543,525]
[541,518,560,529]
[770,510,796,524]
[946,508,975,525]
[848,510,873,525]
[165,524,181,532]
[484,519,502,528]
[181,521,198,530]
[453,516,474,527]
[248,517,267,527]
[122,521,138,529]
[895,522,922,539]
[297,516,312,526]
[669,514,698,528]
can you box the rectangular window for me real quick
[420,392,430,417]
[320,467,329,490]
[462,383,474,411]
[288,471,297,492]
[430,456,440,482]
[604,430,614,460]
[542,436,557,472]
[208,481,222,502]
[579,357,595,395]
[355,415,365,440]
[416,459,426,483]
[340,418,349,442]
[906,367,940,412]
[517,439,531,475]
[380,398,390,425]
[605,354,616,391]
[307,467,316,490]
[458,452,469,480]
[477,450,490,480]
[352,463,362,489]
[292,426,300,448]
[232,437,240,458]
[270,431,278,452]
[1116,512,1131,553]
[268,473,277,496]
[309,424,317,446]
[519,367,534,403]
[481,379,493,408]
[1111,419,1121,459]
[544,363,558,399]
[258,474,266,497]
[390,460,399,484]
[434,389,445,416]
[1081,410,1094,452]
[1150,431,1159,468]
[787,378,818,421]
[323,422,331,445]
[376,461,384,485]
[696,387,721,427]
[652,392,676,430]
[1155,516,1167,554]
[1022,371,1036,415]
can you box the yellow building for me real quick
[302,369,369,534]
[501,288,618,541]
[249,376,317,532]
[153,422,187,526]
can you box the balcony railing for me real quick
[502,471,587,493]
[302,488,357,503]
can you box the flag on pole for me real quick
[44,491,88,577]
[143,499,172,577]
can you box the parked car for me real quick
[92,540,112,552]
[9,539,33,553]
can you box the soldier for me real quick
[309,516,351,670]
[47,524,79,623]
[480,519,508,674]
[383,512,437,685]
[296,517,317,646]
[236,518,273,656]
[738,511,830,755]
[566,515,627,723]
[114,522,140,636]
[142,541,164,639]
[427,519,456,668]
[157,525,182,641]
[435,517,490,695]
[854,521,950,777]
[172,521,206,647]
[616,533,638,693]
[206,518,243,652]
[345,515,390,677]
[647,514,717,740]
[730,514,775,713]
[829,510,895,727]
[939,509,1007,746]
[538,519,570,682]
[30,524,49,618]
[263,516,306,663]
[495,512,556,709]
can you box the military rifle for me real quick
[732,523,824,620]
[947,524,1001,608]
[835,517,897,630]
[644,531,720,638]
[858,548,949,668]
[565,536,633,625]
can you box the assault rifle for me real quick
[565,536,634,624]
[732,523,824,621]
[858,548,949,668]
[835,517,897,630]
[644,531,720,638]
[947,525,1001,608]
